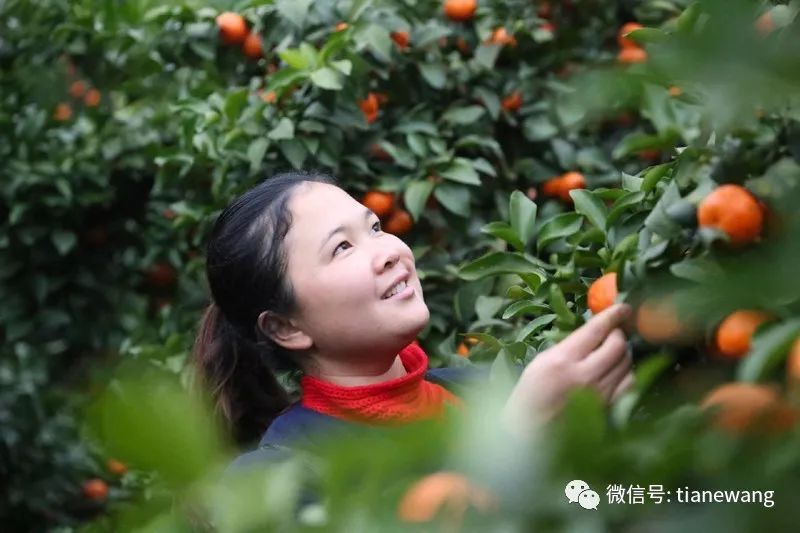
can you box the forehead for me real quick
[286,182,358,240]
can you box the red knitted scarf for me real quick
[300,342,462,425]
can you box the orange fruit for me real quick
[384,209,413,235]
[456,343,470,357]
[106,458,128,476]
[501,90,522,112]
[335,22,349,31]
[668,85,682,97]
[587,272,618,315]
[635,298,687,345]
[82,478,109,501]
[617,46,647,64]
[69,80,86,99]
[84,88,101,107]
[361,190,395,218]
[145,262,177,289]
[242,32,263,59]
[557,171,586,202]
[541,22,556,33]
[443,0,477,22]
[714,310,773,359]
[261,90,277,104]
[359,92,379,124]
[488,27,517,47]
[391,30,410,50]
[216,12,248,45]
[701,383,797,434]
[786,338,800,383]
[541,175,563,198]
[53,102,72,121]
[397,471,495,524]
[456,37,470,55]
[756,12,775,35]
[617,22,643,49]
[697,184,763,246]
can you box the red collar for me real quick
[300,342,462,425]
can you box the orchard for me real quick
[2,0,800,531]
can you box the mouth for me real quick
[381,276,413,300]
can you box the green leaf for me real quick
[276,0,312,29]
[279,139,307,168]
[419,63,447,89]
[523,115,558,141]
[458,252,545,281]
[223,89,248,122]
[502,299,549,320]
[279,48,312,70]
[606,191,646,226]
[268,118,295,140]
[403,180,435,222]
[641,163,672,192]
[509,190,537,248]
[626,27,667,44]
[52,230,76,255]
[611,352,675,427]
[476,295,506,321]
[247,138,269,173]
[440,158,481,185]
[570,190,608,231]
[515,314,558,342]
[330,59,352,75]
[537,213,584,249]
[549,283,576,328]
[434,183,471,216]
[738,319,800,382]
[481,221,524,252]
[360,24,392,62]
[310,67,343,90]
[473,44,501,70]
[669,257,725,283]
[442,105,485,125]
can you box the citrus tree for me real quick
[2,0,800,530]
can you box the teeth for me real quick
[384,280,407,299]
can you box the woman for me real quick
[192,170,633,466]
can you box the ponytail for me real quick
[192,303,292,448]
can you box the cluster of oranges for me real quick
[616,22,647,64]
[540,171,586,203]
[360,190,413,236]
[397,470,496,526]
[54,59,102,122]
[215,12,263,59]
[584,181,800,433]
[81,458,128,503]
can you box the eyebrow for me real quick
[319,207,375,253]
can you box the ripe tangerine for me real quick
[587,272,618,315]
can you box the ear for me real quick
[257,310,313,351]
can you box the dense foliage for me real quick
[2,0,799,530]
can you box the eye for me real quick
[333,220,383,256]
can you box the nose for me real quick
[374,242,402,272]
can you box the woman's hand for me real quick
[502,303,634,437]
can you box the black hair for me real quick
[192,170,336,447]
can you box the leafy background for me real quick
[1,0,800,530]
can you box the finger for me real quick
[596,350,632,400]
[559,303,632,359]
[581,328,629,379]
[610,372,635,403]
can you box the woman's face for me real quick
[280,182,430,361]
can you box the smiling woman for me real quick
[192,171,634,467]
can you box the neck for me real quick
[306,355,407,387]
